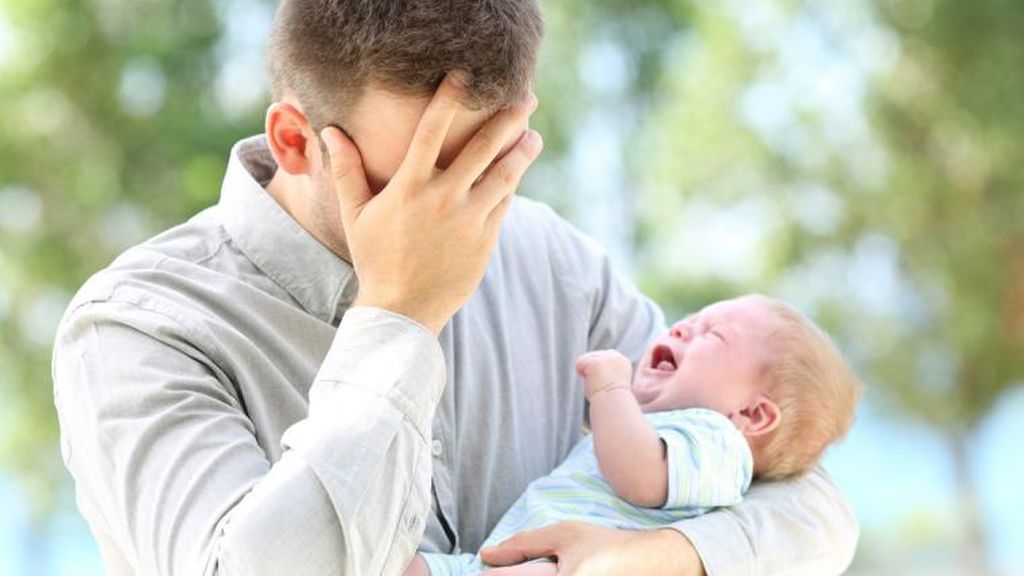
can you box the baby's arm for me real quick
[578,350,668,508]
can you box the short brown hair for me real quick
[267,0,544,129]
[754,297,862,480]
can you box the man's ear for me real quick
[730,395,781,438]
[265,102,314,175]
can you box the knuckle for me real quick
[440,76,466,101]
[416,121,445,148]
[493,162,518,187]
[474,128,498,153]
[333,155,360,180]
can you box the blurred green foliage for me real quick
[0,0,1020,570]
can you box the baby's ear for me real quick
[731,395,781,437]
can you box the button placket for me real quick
[429,320,460,552]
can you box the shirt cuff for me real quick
[310,305,446,439]
[668,511,755,576]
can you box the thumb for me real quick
[480,526,563,567]
[320,126,372,230]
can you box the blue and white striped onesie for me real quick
[421,408,753,575]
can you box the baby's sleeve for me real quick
[420,551,482,575]
[654,408,754,511]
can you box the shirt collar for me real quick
[217,134,358,325]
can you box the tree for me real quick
[0,0,267,522]
[628,1,1023,572]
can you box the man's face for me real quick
[631,296,781,415]
[321,85,530,194]
[293,84,530,257]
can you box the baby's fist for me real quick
[576,350,633,400]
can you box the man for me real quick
[53,0,858,574]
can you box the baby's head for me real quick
[632,294,861,480]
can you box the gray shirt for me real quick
[53,135,858,575]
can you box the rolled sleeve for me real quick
[306,306,445,437]
[279,306,446,571]
[55,301,446,576]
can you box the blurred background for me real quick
[1,0,1022,573]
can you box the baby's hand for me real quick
[576,350,633,400]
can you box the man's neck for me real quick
[265,170,353,263]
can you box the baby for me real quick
[405,294,861,575]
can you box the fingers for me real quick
[320,126,373,231]
[482,563,558,576]
[480,524,569,567]
[575,351,607,375]
[575,354,596,377]
[484,191,515,234]
[477,129,543,223]
[399,72,467,181]
[441,91,538,193]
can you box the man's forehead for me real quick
[353,84,493,123]
[350,84,495,158]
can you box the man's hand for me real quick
[320,72,542,335]
[402,554,430,576]
[576,350,633,400]
[480,522,706,576]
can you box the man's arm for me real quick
[54,302,444,575]
[669,466,859,575]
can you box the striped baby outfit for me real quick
[421,408,753,575]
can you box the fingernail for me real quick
[525,129,542,151]
[449,70,470,89]
[517,91,537,111]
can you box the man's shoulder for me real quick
[503,196,609,273]
[63,206,233,326]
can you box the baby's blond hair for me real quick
[751,296,862,480]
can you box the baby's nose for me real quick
[669,323,691,340]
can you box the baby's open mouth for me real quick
[650,344,677,372]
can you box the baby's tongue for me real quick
[656,360,675,371]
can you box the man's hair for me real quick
[754,296,862,480]
[267,0,544,129]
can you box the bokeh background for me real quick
[1,0,1022,574]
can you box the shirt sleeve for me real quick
[654,410,752,511]
[53,301,444,576]
[666,465,859,576]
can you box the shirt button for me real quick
[431,439,444,457]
